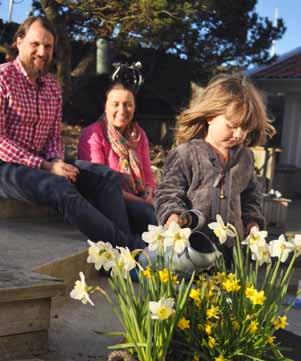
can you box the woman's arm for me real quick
[78,124,105,164]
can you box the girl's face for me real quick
[206,114,248,150]
[105,88,135,133]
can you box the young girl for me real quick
[155,74,275,264]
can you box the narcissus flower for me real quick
[142,224,166,251]
[116,246,136,273]
[269,235,294,262]
[222,273,241,292]
[208,214,235,244]
[87,240,118,271]
[267,335,276,345]
[273,315,287,330]
[70,272,94,306]
[158,268,170,283]
[177,317,190,330]
[208,336,217,348]
[149,297,175,320]
[245,286,266,305]
[215,356,226,361]
[206,305,220,320]
[164,221,191,254]
[248,320,259,334]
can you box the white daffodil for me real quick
[291,234,301,256]
[269,234,295,263]
[142,224,166,251]
[149,297,175,320]
[164,221,191,254]
[87,240,119,271]
[250,241,271,266]
[242,226,268,248]
[116,246,137,273]
[208,214,235,244]
[70,272,94,306]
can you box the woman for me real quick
[78,82,157,235]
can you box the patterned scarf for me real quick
[104,119,145,195]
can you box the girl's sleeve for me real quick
[78,126,105,164]
[140,129,156,190]
[155,147,190,225]
[240,152,265,230]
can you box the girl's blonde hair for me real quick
[175,74,275,146]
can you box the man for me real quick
[0,16,141,249]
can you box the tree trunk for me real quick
[40,0,71,103]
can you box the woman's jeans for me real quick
[0,160,146,249]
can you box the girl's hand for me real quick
[166,213,181,227]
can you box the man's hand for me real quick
[41,160,79,183]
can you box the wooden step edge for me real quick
[33,248,97,291]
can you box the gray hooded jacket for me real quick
[155,139,265,245]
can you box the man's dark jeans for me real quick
[0,160,144,249]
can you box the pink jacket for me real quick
[78,121,156,191]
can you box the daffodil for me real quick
[245,286,266,305]
[189,288,201,306]
[206,305,220,320]
[208,214,235,244]
[232,319,240,331]
[158,268,170,283]
[267,335,276,345]
[291,234,301,256]
[87,240,118,271]
[143,266,152,279]
[142,224,166,251]
[116,246,136,273]
[222,273,241,292]
[149,297,175,320]
[215,356,226,361]
[248,320,259,334]
[211,272,226,285]
[269,235,295,262]
[242,226,268,248]
[177,317,190,330]
[204,322,213,335]
[273,315,287,330]
[192,352,200,361]
[164,221,191,254]
[70,272,94,306]
[208,336,217,348]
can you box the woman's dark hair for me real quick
[10,16,57,59]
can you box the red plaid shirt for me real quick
[0,58,64,168]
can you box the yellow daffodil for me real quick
[215,356,226,361]
[143,267,152,279]
[248,320,259,334]
[158,268,170,283]
[192,352,200,361]
[206,305,220,320]
[273,315,287,330]
[204,322,213,335]
[149,297,175,320]
[267,335,276,345]
[245,286,266,305]
[177,317,190,330]
[232,319,240,331]
[222,273,241,292]
[212,272,226,285]
[208,336,218,348]
[190,288,201,306]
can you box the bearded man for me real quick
[0,16,144,249]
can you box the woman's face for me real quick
[105,88,135,133]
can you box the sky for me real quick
[0,0,300,56]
